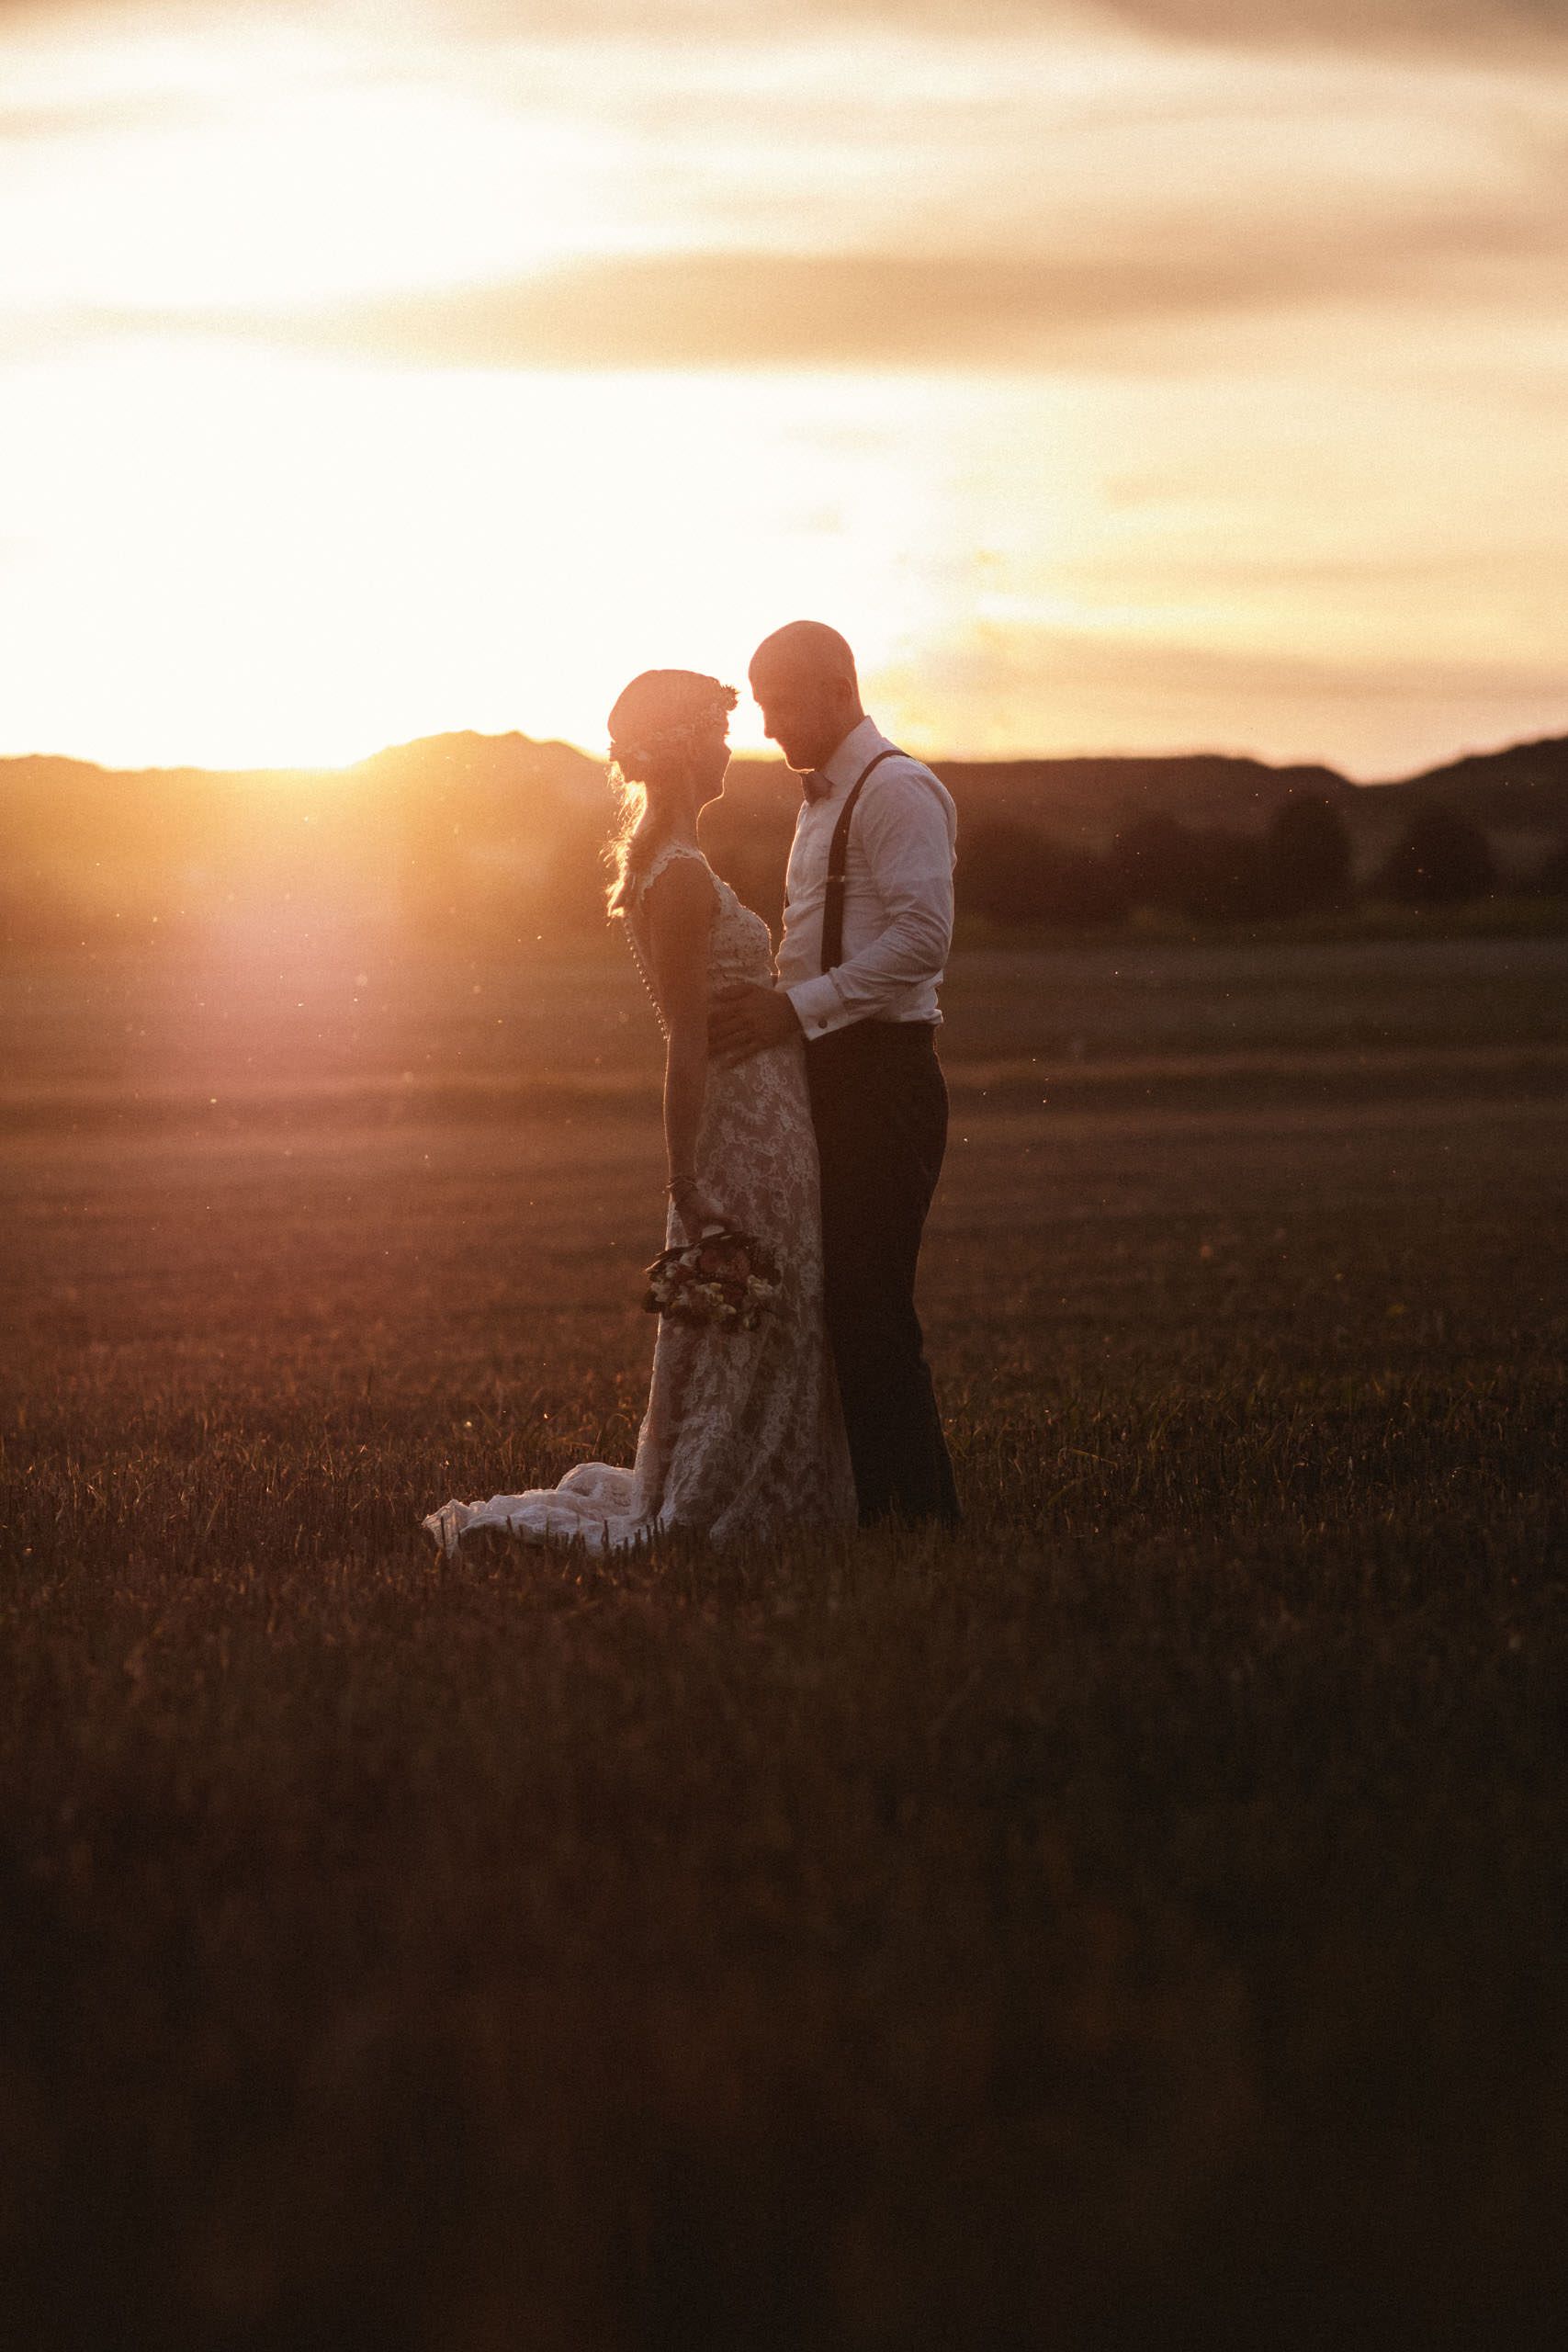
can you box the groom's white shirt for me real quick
[776,716,957,1040]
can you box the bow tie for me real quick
[802,769,834,804]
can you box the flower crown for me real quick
[609,685,738,772]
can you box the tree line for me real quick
[955,793,1568,930]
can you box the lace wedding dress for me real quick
[422,841,856,1555]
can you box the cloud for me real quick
[378,0,1568,59]
[0,93,216,139]
[971,625,1568,707]
[959,0,1568,51]
[400,0,1568,52]
[6,0,1568,51]
[880,616,1568,775]
[51,175,1549,372]
[5,0,1563,369]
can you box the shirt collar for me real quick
[807,715,889,803]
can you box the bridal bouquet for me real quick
[643,1227,783,1333]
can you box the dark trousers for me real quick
[805,1021,961,1527]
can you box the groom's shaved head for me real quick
[750,620,858,691]
[749,620,866,774]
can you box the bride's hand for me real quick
[671,1182,727,1242]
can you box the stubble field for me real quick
[3,932,1566,2349]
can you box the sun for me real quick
[6,343,986,770]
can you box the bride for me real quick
[422,668,856,1555]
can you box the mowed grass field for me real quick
[3,933,1567,2349]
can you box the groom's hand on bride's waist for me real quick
[709,983,803,1065]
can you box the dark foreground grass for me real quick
[3,1080,1567,2349]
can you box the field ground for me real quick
[3,936,1566,2347]
[6,928,1568,1101]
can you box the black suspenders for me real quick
[819,748,901,976]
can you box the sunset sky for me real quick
[2,0,1564,777]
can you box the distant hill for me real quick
[927,739,1568,848]
[0,732,617,947]
[1360,734,1568,832]
[3,725,1564,949]
[6,725,1566,839]
[925,752,1355,848]
[358,729,608,808]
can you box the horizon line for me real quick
[1,720,1563,793]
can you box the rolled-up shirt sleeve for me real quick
[784,770,955,1037]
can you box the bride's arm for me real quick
[644,858,720,1233]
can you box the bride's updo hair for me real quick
[605,668,739,916]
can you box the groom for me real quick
[710,620,961,1528]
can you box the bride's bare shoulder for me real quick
[641,848,717,928]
